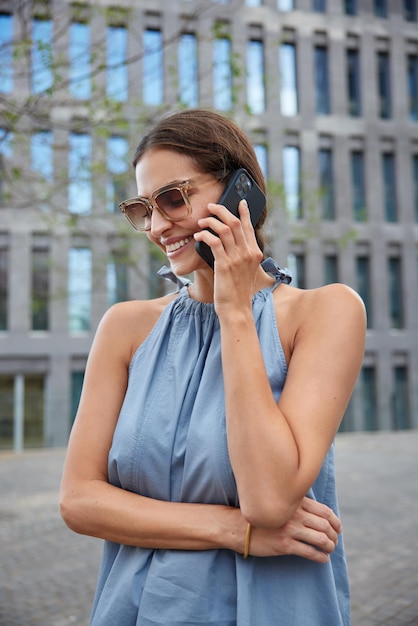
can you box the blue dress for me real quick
[90,259,350,626]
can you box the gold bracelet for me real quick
[243,522,252,559]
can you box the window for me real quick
[254,144,268,179]
[356,256,372,328]
[388,256,404,329]
[0,374,45,450]
[313,0,326,11]
[413,154,418,222]
[107,136,128,212]
[178,33,199,108]
[382,153,397,222]
[247,39,265,114]
[392,366,411,429]
[361,366,378,431]
[31,240,50,331]
[107,250,128,306]
[407,54,418,121]
[69,20,91,99]
[278,0,294,9]
[68,247,92,331]
[279,43,298,116]
[68,133,92,215]
[347,48,361,117]
[31,131,53,209]
[344,0,357,15]
[107,25,128,102]
[0,129,13,204]
[287,252,306,288]
[0,13,13,93]
[374,0,387,17]
[31,17,53,94]
[283,146,301,219]
[404,0,417,20]
[245,0,263,5]
[71,371,85,425]
[0,243,8,331]
[318,148,335,219]
[314,45,330,114]
[143,29,163,106]
[213,32,232,111]
[324,255,338,284]
[351,151,366,221]
[377,51,391,119]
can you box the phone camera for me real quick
[236,173,251,198]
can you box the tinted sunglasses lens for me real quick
[155,187,187,215]
[125,201,150,230]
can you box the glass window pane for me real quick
[318,148,335,219]
[213,36,232,111]
[107,25,128,101]
[347,48,361,117]
[0,13,13,93]
[356,256,373,327]
[361,366,378,431]
[404,0,417,20]
[374,0,387,17]
[345,0,357,15]
[382,153,397,222]
[324,255,338,284]
[254,144,268,179]
[31,17,53,94]
[392,366,410,429]
[247,39,265,114]
[388,257,404,329]
[107,136,128,212]
[0,246,8,330]
[278,0,294,9]
[407,55,418,121]
[283,146,301,219]
[279,43,298,116]
[178,33,199,108]
[315,46,330,114]
[69,21,91,99]
[143,29,163,106]
[24,375,44,448]
[0,375,14,450]
[377,51,391,119]
[287,253,305,288]
[413,154,418,223]
[68,247,92,331]
[313,0,326,11]
[107,250,128,306]
[351,151,367,221]
[32,247,50,331]
[68,133,92,215]
[71,371,84,425]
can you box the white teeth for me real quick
[166,237,192,253]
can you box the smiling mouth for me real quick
[165,237,193,253]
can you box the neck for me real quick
[187,265,275,303]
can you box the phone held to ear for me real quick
[195,168,266,269]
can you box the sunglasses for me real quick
[119,176,214,232]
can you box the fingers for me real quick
[301,496,342,534]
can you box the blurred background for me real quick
[0,0,417,452]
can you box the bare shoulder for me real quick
[92,293,178,363]
[273,282,366,362]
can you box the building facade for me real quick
[0,0,417,450]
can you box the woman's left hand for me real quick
[193,200,263,315]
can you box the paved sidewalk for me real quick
[0,430,417,626]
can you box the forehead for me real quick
[135,148,201,196]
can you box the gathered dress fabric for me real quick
[90,258,350,626]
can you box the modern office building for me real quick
[0,0,417,450]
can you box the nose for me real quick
[149,207,172,237]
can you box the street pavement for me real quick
[0,430,417,626]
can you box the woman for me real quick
[60,109,366,625]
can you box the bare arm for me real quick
[195,201,366,528]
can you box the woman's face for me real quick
[135,147,224,276]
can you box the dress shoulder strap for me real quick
[261,257,292,285]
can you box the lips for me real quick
[165,237,193,253]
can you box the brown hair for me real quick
[132,109,267,253]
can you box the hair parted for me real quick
[132,109,267,253]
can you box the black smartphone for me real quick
[195,168,266,269]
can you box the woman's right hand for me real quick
[247,497,342,563]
